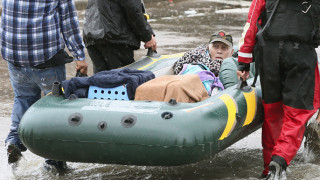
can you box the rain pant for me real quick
[259,40,320,175]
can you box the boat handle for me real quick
[75,70,88,77]
[236,77,252,92]
[147,48,160,58]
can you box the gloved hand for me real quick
[237,62,250,81]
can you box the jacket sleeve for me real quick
[238,0,265,64]
[219,58,239,89]
[120,0,154,43]
[58,0,86,60]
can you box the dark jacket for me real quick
[83,0,154,49]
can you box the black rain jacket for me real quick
[83,0,154,50]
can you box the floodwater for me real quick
[0,0,319,179]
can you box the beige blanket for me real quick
[134,74,209,103]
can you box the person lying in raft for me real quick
[173,30,252,89]
[173,30,234,77]
[135,30,250,103]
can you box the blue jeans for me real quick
[5,62,66,149]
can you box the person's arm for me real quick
[59,0,88,75]
[144,21,157,50]
[238,0,265,64]
[237,0,265,80]
[219,58,239,89]
[120,0,156,48]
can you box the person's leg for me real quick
[31,64,67,170]
[113,44,135,67]
[272,42,319,164]
[266,42,319,180]
[89,43,135,72]
[6,63,42,164]
[97,44,135,69]
[259,40,283,177]
[261,101,284,176]
[87,45,110,73]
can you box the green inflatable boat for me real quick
[18,51,263,166]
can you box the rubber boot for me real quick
[6,143,23,164]
[266,156,287,180]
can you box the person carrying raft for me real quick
[237,0,320,179]
[2,0,88,170]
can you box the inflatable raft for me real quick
[18,51,263,166]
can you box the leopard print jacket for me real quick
[173,44,222,76]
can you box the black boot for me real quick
[43,159,67,172]
[6,143,23,164]
[266,156,287,180]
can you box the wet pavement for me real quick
[0,0,319,179]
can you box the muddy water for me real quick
[0,0,319,179]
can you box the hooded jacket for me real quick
[83,0,154,50]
